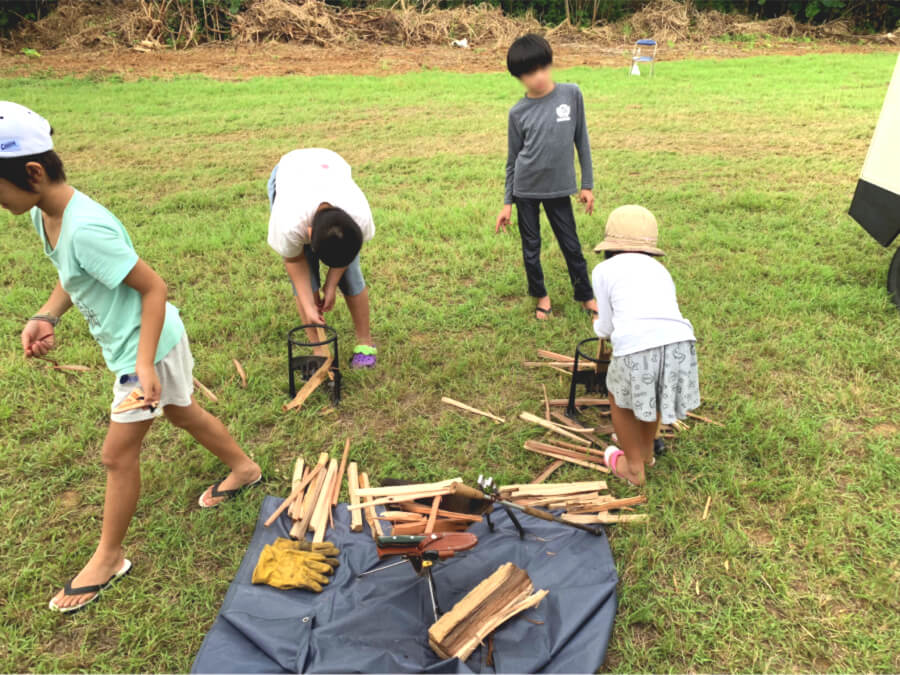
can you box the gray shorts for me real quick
[110,332,194,423]
[268,164,366,297]
[606,341,700,424]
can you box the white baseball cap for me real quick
[0,101,53,157]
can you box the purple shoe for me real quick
[351,345,377,369]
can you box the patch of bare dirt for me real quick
[1,41,895,81]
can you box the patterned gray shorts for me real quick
[606,341,700,424]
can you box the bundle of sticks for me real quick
[348,479,486,536]
[264,438,375,541]
[499,481,648,525]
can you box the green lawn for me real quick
[1,52,898,673]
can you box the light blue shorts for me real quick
[268,165,366,297]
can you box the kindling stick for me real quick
[441,397,505,424]
[425,495,442,535]
[687,412,725,428]
[233,359,247,388]
[283,353,334,411]
[347,462,364,533]
[264,464,322,527]
[332,438,351,507]
[519,412,591,445]
[542,384,551,421]
[359,472,383,537]
[548,398,609,407]
[292,467,328,539]
[536,349,574,362]
[550,412,609,449]
[193,377,218,402]
[531,460,564,484]
[524,441,610,473]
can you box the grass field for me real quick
[1,52,899,673]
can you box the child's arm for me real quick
[574,87,595,214]
[123,260,168,406]
[320,266,348,313]
[21,281,73,357]
[284,255,324,324]
[497,112,524,233]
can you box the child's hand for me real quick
[579,189,595,215]
[21,320,56,357]
[136,362,161,407]
[495,204,512,233]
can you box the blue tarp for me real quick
[192,496,618,674]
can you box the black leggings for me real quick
[514,196,593,302]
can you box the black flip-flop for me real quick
[48,559,132,614]
[198,474,262,508]
[535,306,553,320]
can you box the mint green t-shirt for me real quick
[31,189,184,376]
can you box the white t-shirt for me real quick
[591,253,696,356]
[267,148,375,259]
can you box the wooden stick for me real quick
[549,398,609,407]
[519,412,591,445]
[688,412,725,427]
[347,462,364,533]
[397,503,484,522]
[540,438,606,457]
[541,384,551,421]
[232,359,247,388]
[193,377,218,402]
[531,460,564,484]
[537,349,574,362]
[312,458,338,542]
[374,511,427,523]
[701,496,711,521]
[359,472,383,537]
[566,495,647,513]
[264,464,322,527]
[332,438,351,507]
[500,481,608,496]
[294,452,328,532]
[425,495,442,535]
[287,457,306,519]
[526,440,605,462]
[346,487,456,510]
[291,466,328,539]
[543,413,596,434]
[390,520,470,535]
[523,361,593,370]
[548,365,573,376]
[283,352,334,411]
[563,512,649,524]
[354,478,461,498]
[524,441,609,473]
[441,397,505,424]
[550,412,610,449]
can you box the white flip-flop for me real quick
[49,558,132,614]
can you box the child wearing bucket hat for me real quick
[1,102,261,613]
[591,205,700,486]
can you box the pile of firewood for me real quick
[429,562,547,662]
[265,439,376,541]
[348,479,487,536]
[499,481,648,525]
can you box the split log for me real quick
[359,472,383,538]
[441,397,505,424]
[311,458,338,543]
[193,377,218,402]
[531,460,564,484]
[233,359,247,387]
[429,562,548,662]
[565,495,647,514]
[347,462,364,533]
[291,464,328,540]
[519,412,590,445]
[354,479,462,498]
[550,412,609,448]
[562,512,649,524]
[283,353,334,411]
[346,488,456,511]
[287,457,306,519]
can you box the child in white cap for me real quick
[591,205,700,486]
[0,102,261,613]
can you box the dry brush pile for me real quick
[7,0,897,51]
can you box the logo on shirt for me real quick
[0,139,21,152]
[555,104,571,122]
[75,300,101,329]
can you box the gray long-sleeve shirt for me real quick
[504,82,594,204]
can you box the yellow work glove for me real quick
[270,538,340,566]
[252,543,336,592]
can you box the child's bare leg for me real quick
[51,419,152,609]
[165,399,260,507]
[344,287,373,346]
[640,415,661,464]
[608,393,656,485]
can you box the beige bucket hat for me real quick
[593,204,664,256]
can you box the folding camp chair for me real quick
[630,38,657,76]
